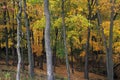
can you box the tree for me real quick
[61,0,71,80]
[44,0,54,80]
[23,0,34,78]
[11,0,15,66]
[16,0,22,80]
[96,0,114,79]
[84,28,90,80]
[2,1,9,66]
[107,0,114,79]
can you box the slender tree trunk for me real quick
[84,28,90,80]
[108,0,114,80]
[39,55,44,70]
[44,0,54,80]
[70,38,74,74]
[96,0,114,79]
[5,27,9,66]
[61,0,71,80]
[21,47,25,71]
[23,0,34,78]
[84,0,92,79]
[3,2,9,66]
[12,0,15,66]
[53,28,58,72]
[40,29,45,70]
[16,0,22,80]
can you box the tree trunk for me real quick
[21,47,25,71]
[44,0,54,80]
[53,28,58,72]
[16,0,22,80]
[23,0,34,78]
[61,0,71,80]
[84,28,90,80]
[39,55,44,70]
[107,0,114,80]
[96,0,114,79]
[3,2,9,66]
[5,27,9,66]
[12,0,15,66]
[70,38,74,74]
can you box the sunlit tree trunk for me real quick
[16,0,22,80]
[23,0,34,78]
[61,0,71,80]
[44,0,54,80]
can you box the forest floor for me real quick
[0,60,107,80]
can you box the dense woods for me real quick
[0,0,120,80]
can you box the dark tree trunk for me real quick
[31,30,34,44]
[39,55,44,70]
[53,28,58,72]
[40,29,45,70]
[84,0,92,79]
[12,0,15,66]
[61,0,71,80]
[5,27,9,66]
[21,47,25,71]
[107,0,114,80]
[23,0,34,78]
[33,53,36,67]
[84,28,90,80]
[12,46,15,65]
[44,0,54,79]
[3,2,9,66]
[70,38,74,74]
[96,0,114,80]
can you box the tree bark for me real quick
[3,2,9,66]
[61,0,71,80]
[44,0,54,80]
[12,0,15,66]
[70,38,74,74]
[16,0,22,80]
[53,28,58,72]
[21,47,25,71]
[96,0,114,80]
[23,0,34,78]
[84,28,90,80]
[5,27,9,66]
[107,0,114,80]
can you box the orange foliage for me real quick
[32,28,43,56]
